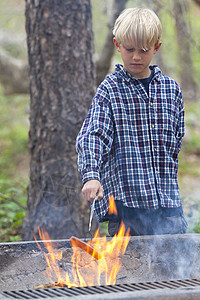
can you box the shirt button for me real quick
[156,171,159,174]
[150,102,153,106]
[155,148,157,151]
[152,124,155,128]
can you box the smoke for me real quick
[120,234,200,284]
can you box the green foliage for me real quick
[193,221,200,234]
[99,221,109,237]
[0,86,29,177]
[179,102,200,178]
[0,86,29,242]
[0,179,27,242]
[91,0,108,55]
[182,102,200,155]
[0,0,25,33]
[158,6,179,77]
[190,3,200,83]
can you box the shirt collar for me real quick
[114,64,161,83]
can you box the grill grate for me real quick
[1,278,200,299]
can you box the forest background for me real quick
[0,0,200,242]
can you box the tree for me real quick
[193,0,200,6]
[23,0,96,240]
[139,0,169,75]
[95,0,128,86]
[0,1,127,94]
[173,0,197,101]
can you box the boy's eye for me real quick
[125,48,149,53]
[126,48,134,52]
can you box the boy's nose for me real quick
[133,51,141,61]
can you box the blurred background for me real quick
[0,0,200,242]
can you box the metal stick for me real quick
[88,196,97,231]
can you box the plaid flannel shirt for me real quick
[76,64,185,222]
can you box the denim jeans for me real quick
[108,213,188,237]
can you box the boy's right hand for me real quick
[82,180,103,202]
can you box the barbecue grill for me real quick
[1,279,200,299]
[1,234,200,299]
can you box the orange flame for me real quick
[108,195,118,215]
[35,223,130,287]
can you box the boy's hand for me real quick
[82,180,103,202]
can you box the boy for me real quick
[76,8,188,236]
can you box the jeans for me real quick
[108,213,188,237]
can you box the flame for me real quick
[35,223,130,287]
[108,195,118,215]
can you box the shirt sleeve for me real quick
[76,83,113,185]
[176,86,185,153]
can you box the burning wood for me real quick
[35,220,130,288]
[34,283,60,289]
[70,236,103,260]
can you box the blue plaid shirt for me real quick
[76,64,185,221]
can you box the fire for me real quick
[108,195,118,215]
[35,196,130,288]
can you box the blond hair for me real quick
[113,8,162,50]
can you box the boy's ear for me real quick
[154,41,162,54]
[113,38,121,52]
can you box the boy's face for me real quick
[113,38,161,79]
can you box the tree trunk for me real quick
[149,0,169,75]
[23,0,96,240]
[173,0,197,101]
[193,0,200,6]
[95,0,128,86]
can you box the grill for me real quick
[1,234,200,299]
[1,279,200,299]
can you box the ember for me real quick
[34,196,130,288]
